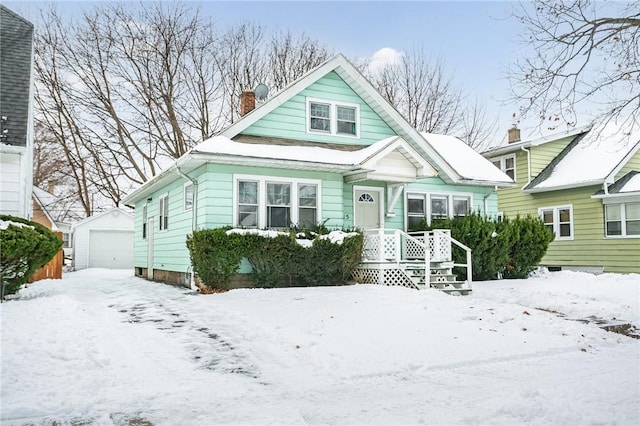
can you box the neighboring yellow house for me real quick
[483,123,640,273]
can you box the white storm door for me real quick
[354,188,383,230]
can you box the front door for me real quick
[354,188,382,230]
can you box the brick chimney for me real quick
[508,126,521,144]
[47,179,55,194]
[240,89,256,116]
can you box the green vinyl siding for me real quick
[499,184,640,273]
[529,136,575,178]
[242,71,396,146]
[615,150,640,180]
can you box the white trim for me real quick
[489,154,516,183]
[538,204,574,241]
[158,193,169,232]
[604,141,640,184]
[404,190,474,230]
[604,202,640,238]
[353,185,384,230]
[233,174,322,229]
[306,97,360,138]
[141,204,148,240]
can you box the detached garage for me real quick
[72,208,134,270]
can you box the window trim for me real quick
[233,174,322,229]
[404,191,474,230]
[183,182,194,211]
[158,193,169,232]
[490,154,516,182]
[604,202,640,238]
[306,97,360,138]
[538,204,574,241]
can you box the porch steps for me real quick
[400,260,472,296]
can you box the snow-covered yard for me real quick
[1,269,638,425]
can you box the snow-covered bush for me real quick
[186,227,363,290]
[0,215,63,297]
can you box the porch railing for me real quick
[361,229,473,286]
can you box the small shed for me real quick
[72,208,134,270]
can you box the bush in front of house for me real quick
[501,215,555,279]
[416,211,553,280]
[186,227,245,290]
[186,227,363,290]
[0,214,63,297]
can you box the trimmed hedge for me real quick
[187,228,363,290]
[0,215,63,297]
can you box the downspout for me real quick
[483,186,498,216]
[520,146,532,185]
[176,160,199,290]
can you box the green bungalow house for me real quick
[483,123,640,273]
[122,54,513,291]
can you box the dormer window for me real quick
[307,97,359,137]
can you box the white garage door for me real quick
[88,230,134,269]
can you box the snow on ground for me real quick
[1,269,638,425]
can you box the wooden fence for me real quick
[29,231,63,282]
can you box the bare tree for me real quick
[509,0,640,131]
[267,31,332,92]
[367,48,496,148]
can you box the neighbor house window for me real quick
[406,192,473,230]
[159,195,169,231]
[307,97,359,137]
[539,205,573,240]
[235,176,321,229]
[184,183,194,211]
[142,205,148,239]
[490,154,516,181]
[62,232,70,248]
[605,202,640,237]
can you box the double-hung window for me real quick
[307,98,359,137]
[159,195,169,231]
[267,182,291,228]
[235,176,321,229]
[605,203,640,237]
[431,196,449,221]
[238,180,259,227]
[539,205,573,240]
[407,194,427,231]
[452,196,471,217]
[490,154,516,181]
[298,184,318,227]
[184,183,194,211]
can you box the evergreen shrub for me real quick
[186,227,363,290]
[415,211,553,280]
[0,215,63,297]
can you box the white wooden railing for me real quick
[361,229,472,285]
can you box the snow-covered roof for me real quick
[70,207,133,230]
[481,125,591,157]
[592,171,640,199]
[421,133,514,185]
[524,122,640,192]
[219,54,461,184]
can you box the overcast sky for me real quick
[6,1,616,145]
